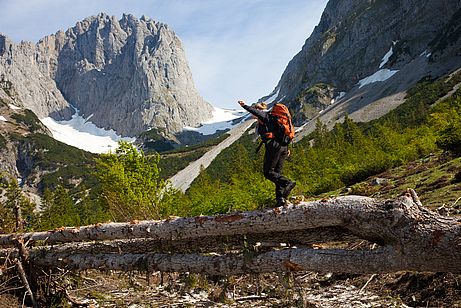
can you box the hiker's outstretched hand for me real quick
[238,100,245,107]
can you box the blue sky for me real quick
[0,0,328,109]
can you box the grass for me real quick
[324,152,461,211]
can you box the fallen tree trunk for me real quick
[28,247,407,275]
[0,200,352,247]
[0,228,357,257]
[1,191,460,274]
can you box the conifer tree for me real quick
[1,178,35,232]
[312,118,329,148]
[38,186,80,230]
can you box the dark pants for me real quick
[263,140,291,199]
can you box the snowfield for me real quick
[40,110,135,154]
[39,106,246,153]
[183,107,246,135]
[265,89,280,104]
[379,46,394,68]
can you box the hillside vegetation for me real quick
[185,71,461,214]
[1,71,461,231]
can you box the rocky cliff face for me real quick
[266,0,461,125]
[0,36,73,120]
[0,86,52,181]
[0,13,213,137]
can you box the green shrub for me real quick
[430,91,461,155]
[94,141,178,221]
[11,109,43,132]
[436,124,461,155]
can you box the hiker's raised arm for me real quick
[238,100,268,122]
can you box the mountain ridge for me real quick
[263,0,461,127]
[1,13,213,137]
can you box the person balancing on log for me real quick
[238,100,296,206]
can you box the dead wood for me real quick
[0,191,460,274]
[15,260,38,308]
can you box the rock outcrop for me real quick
[264,0,461,125]
[0,13,213,137]
[0,36,73,120]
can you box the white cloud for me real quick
[179,1,328,108]
[0,0,328,109]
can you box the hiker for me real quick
[238,100,296,206]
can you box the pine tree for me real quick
[312,118,329,148]
[37,186,80,230]
[431,94,461,155]
[1,178,35,232]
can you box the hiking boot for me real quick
[282,181,296,199]
[275,197,287,207]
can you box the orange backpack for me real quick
[268,103,295,145]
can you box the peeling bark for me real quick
[1,191,460,274]
[0,197,358,246]
[27,247,406,275]
[0,228,357,257]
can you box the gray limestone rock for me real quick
[264,0,461,125]
[0,35,73,119]
[0,13,213,137]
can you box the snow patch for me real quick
[420,50,432,58]
[40,110,135,154]
[335,92,346,101]
[8,104,21,110]
[0,115,7,122]
[379,46,394,68]
[331,91,346,104]
[183,107,246,135]
[357,69,399,88]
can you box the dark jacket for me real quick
[243,105,271,142]
[243,105,269,123]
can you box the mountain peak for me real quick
[0,14,213,137]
